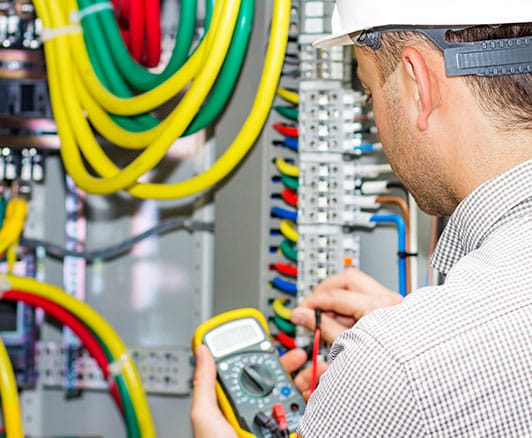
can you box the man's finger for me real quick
[291,307,351,343]
[294,362,329,401]
[320,313,351,343]
[312,269,355,295]
[191,345,218,411]
[298,288,374,321]
[280,348,307,373]
[313,268,391,297]
[190,345,238,438]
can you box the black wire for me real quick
[386,181,409,198]
[282,57,300,65]
[20,218,214,263]
[281,69,300,78]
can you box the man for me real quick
[192,0,532,435]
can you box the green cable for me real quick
[272,314,296,336]
[77,0,158,132]
[280,239,298,262]
[0,196,7,227]
[77,0,252,136]
[273,105,299,120]
[94,330,141,438]
[158,0,197,79]
[281,174,299,190]
[184,0,254,135]
[87,36,157,131]
[115,373,140,438]
[90,0,198,90]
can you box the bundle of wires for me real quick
[33,0,291,199]
[269,61,300,352]
[0,275,156,438]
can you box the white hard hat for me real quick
[314,0,532,48]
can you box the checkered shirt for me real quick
[298,160,532,437]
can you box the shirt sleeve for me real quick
[297,327,425,437]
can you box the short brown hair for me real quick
[366,24,532,130]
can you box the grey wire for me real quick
[20,218,214,263]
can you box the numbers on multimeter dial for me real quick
[219,353,295,412]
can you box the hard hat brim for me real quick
[313,31,356,48]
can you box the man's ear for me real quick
[400,47,439,131]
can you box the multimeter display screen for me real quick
[205,318,265,358]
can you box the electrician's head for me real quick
[314,0,532,216]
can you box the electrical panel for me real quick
[0,1,434,437]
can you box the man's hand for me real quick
[191,345,320,437]
[291,268,402,342]
[190,345,238,438]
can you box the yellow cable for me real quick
[0,336,24,438]
[35,0,291,200]
[272,297,292,321]
[37,0,239,194]
[280,219,298,242]
[7,244,17,274]
[0,198,28,256]
[76,79,162,149]
[275,157,300,178]
[68,2,208,115]
[61,0,234,184]
[277,87,299,104]
[63,0,223,148]
[126,0,291,199]
[2,274,156,438]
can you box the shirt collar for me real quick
[432,159,532,274]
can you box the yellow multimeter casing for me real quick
[192,308,303,438]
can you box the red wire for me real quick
[110,0,119,13]
[2,290,123,413]
[276,331,296,349]
[281,188,298,207]
[274,262,298,277]
[114,0,130,29]
[273,123,299,138]
[143,0,161,67]
[309,328,321,396]
[127,0,144,63]
[120,0,130,25]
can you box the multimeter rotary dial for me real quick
[240,364,275,397]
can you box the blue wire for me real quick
[272,276,298,294]
[284,137,299,151]
[271,206,298,222]
[370,214,407,297]
[353,143,376,153]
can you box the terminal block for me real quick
[0,0,41,49]
[298,155,376,225]
[299,0,335,35]
[0,147,46,183]
[299,85,364,153]
[299,37,351,81]
[297,224,360,296]
[298,158,393,222]
[298,1,350,81]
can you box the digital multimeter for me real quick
[192,308,305,438]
